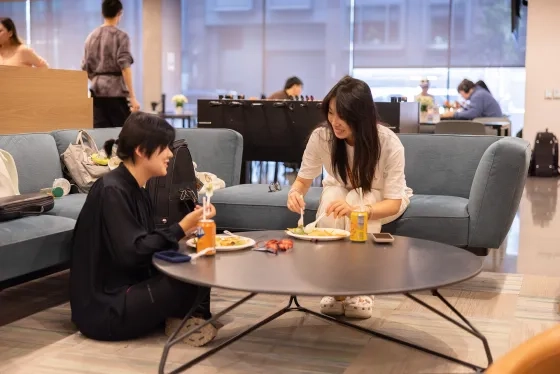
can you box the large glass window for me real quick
[162,0,350,114]
[1,0,143,104]
[0,1,28,43]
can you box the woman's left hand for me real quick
[326,200,356,219]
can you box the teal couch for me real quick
[0,129,529,285]
[0,128,242,284]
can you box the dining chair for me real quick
[435,120,487,135]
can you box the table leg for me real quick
[159,291,493,373]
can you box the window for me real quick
[212,0,253,12]
[27,0,143,104]
[268,0,312,10]
[0,1,28,43]
[354,3,404,48]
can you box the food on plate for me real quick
[287,227,347,237]
[192,235,248,247]
[216,236,248,247]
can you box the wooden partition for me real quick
[0,66,92,134]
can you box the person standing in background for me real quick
[0,18,48,67]
[82,0,140,128]
[268,76,304,100]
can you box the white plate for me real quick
[284,228,350,241]
[186,235,256,252]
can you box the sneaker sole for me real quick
[320,303,344,316]
[344,305,372,319]
[165,317,217,347]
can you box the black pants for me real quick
[100,274,210,341]
[93,96,131,128]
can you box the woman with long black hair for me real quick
[70,112,218,346]
[286,76,412,319]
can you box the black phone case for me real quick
[154,250,192,263]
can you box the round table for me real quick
[154,231,492,374]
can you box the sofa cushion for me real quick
[46,193,87,220]
[0,133,63,194]
[50,128,122,157]
[212,184,322,231]
[399,134,500,198]
[175,128,243,187]
[51,128,244,187]
[0,215,75,282]
[382,195,470,247]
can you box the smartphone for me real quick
[371,233,395,243]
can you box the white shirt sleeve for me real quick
[297,128,325,180]
[383,142,406,200]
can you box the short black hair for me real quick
[103,112,175,162]
[457,79,475,93]
[102,0,123,18]
[284,76,303,90]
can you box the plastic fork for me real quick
[304,212,326,234]
[297,208,304,228]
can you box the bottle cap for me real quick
[52,187,64,198]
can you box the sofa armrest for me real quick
[467,137,530,248]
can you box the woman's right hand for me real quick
[179,204,216,233]
[287,191,305,213]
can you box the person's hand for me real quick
[179,204,216,233]
[287,191,305,213]
[326,200,356,219]
[129,97,141,112]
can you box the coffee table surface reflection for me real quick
[153,231,483,297]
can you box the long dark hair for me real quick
[321,75,380,193]
[103,112,175,162]
[475,80,491,94]
[0,18,22,46]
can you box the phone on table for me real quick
[371,233,395,244]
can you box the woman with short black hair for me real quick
[70,112,218,346]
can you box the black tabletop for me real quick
[153,231,483,297]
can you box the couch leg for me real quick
[462,247,489,256]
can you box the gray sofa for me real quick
[0,128,242,284]
[0,128,529,285]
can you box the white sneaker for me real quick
[344,296,374,319]
[165,317,218,347]
[320,296,345,316]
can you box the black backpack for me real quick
[529,129,559,178]
[146,139,199,229]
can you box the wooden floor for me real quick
[0,177,559,373]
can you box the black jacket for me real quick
[69,164,184,333]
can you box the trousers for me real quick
[317,186,409,233]
[80,274,211,341]
[93,96,131,128]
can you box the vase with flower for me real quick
[416,95,434,123]
[171,94,188,114]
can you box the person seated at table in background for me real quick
[414,78,435,105]
[441,79,502,120]
[286,76,413,319]
[0,17,48,67]
[268,76,303,100]
[70,112,219,347]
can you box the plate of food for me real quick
[285,227,350,241]
[186,234,256,252]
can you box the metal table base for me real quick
[159,290,493,373]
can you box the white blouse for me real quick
[298,125,413,200]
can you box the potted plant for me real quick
[171,94,188,114]
[416,96,434,122]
